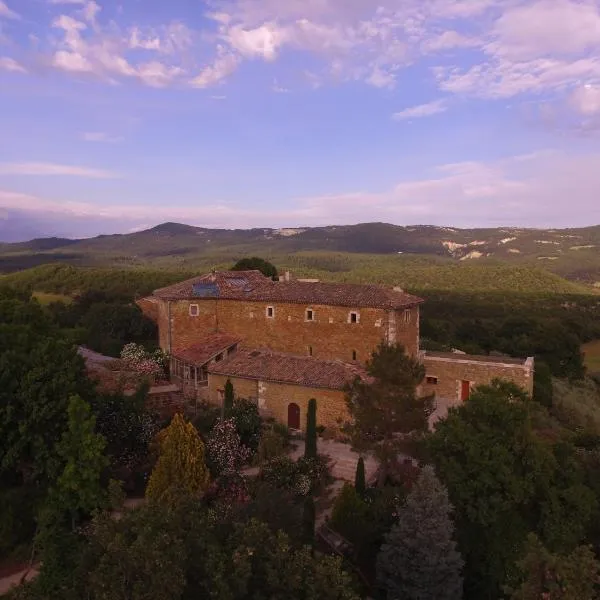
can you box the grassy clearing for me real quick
[583,340,600,373]
[32,291,73,305]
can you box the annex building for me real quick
[139,270,534,431]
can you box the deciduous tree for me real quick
[376,465,463,600]
[509,534,600,600]
[53,395,108,525]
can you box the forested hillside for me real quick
[1,222,600,288]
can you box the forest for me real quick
[2,260,600,599]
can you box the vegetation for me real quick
[376,466,464,600]
[223,378,234,416]
[145,414,210,506]
[354,457,366,496]
[231,256,278,280]
[509,534,600,600]
[426,381,598,599]
[305,398,317,460]
[345,343,434,486]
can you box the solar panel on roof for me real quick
[227,277,249,288]
[192,283,219,297]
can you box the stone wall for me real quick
[421,353,534,423]
[207,373,348,431]
[156,298,419,362]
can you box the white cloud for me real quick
[82,132,123,143]
[393,99,447,120]
[48,0,86,4]
[225,22,287,60]
[0,162,118,178]
[0,1,19,19]
[136,61,183,87]
[190,48,239,88]
[0,56,26,72]
[421,30,480,53]
[570,84,600,116]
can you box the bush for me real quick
[261,456,301,491]
[330,483,369,544]
[0,486,40,558]
[231,399,262,452]
[297,455,330,494]
[257,428,289,464]
[206,418,251,476]
[191,403,221,438]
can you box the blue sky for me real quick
[1,0,600,238]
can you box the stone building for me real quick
[139,269,534,430]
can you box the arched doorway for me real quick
[288,403,300,430]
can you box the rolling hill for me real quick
[1,222,600,293]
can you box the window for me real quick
[403,309,411,323]
[215,353,223,363]
[352,350,357,361]
[306,309,315,321]
[349,311,360,324]
[308,346,313,356]
[426,376,438,385]
[266,306,275,319]
[189,304,199,317]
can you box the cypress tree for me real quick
[305,398,317,459]
[223,378,234,417]
[302,495,316,544]
[376,465,463,600]
[354,456,366,496]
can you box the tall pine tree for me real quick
[377,465,463,600]
[305,398,318,459]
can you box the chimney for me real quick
[393,286,404,293]
[279,270,292,282]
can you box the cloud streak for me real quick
[393,99,447,120]
[0,162,118,178]
[1,150,599,232]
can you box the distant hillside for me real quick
[1,222,600,290]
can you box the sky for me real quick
[1,0,600,238]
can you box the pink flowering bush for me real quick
[207,418,251,476]
[120,343,168,381]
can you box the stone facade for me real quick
[140,270,535,432]
[208,373,348,431]
[421,352,535,423]
[153,298,419,361]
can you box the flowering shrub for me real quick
[230,399,262,452]
[207,418,251,476]
[120,343,168,380]
[261,454,330,496]
[297,455,330,493]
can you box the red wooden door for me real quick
[288,403,301,429]
[461,380,471,402]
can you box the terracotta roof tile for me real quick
[172,333,241,366]
[207,347,366,390]
[153,270,422,310]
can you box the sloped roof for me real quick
[172,333,241,366]
[153,270,422,310]
[423,351,528,366]
[207,347,366,390]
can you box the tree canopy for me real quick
[345,343,433,485]
[231,257,278,280]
